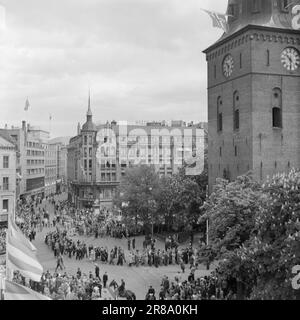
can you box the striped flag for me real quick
[24,98,30,111]
[4,280,51,300]
[6,215,43,282]
[202,9,229,33]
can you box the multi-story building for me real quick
[68,100,206,209]
[45,143,58,196]
[0,130,17,227]
[204,0,300,192]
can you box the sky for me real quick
[0,0,227,138]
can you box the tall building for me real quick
[204,0,300,191]
[0,130,17,227]
[68,99,206,209]
[3,122,46,200]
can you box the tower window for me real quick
[217,97,223,132]
[233,91,240,130]
[252,0,261,13]
[272,88,282,128]
[281,0,289,12]
[228,4,238,18]
[266,49,270,66]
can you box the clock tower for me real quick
[204,0,300,191]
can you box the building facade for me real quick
[0,131,17,227]
[204,0,300,191]
[68,101,206,209]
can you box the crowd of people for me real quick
[145,272,236,300]
[12,267,111,300]
[4,192,239,300]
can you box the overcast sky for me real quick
[0,0,227,138]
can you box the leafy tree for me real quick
[114,165,160,232]
[200,174,262,260]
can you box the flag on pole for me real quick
[6,215,43,282]
[201,9,229,33]
[24,98,30,111]
[4,280,51,300]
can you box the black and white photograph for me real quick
[0,0,300,307]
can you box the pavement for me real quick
[32,194,212,300]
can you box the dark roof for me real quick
[82,121,97,132]
[0,129,18,147]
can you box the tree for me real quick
[200,174,262,260]
[114,165,160,233]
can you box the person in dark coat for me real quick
[95,264,100,279]
[103,272,108,288]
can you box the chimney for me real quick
[22,121,26,132]
[77,123,81,135]
[27,123,30,132]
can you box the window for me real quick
[233,91,240,130]
[272,88,282,128]
[235,146,238,157]
[84,160,87,170]
[217,97,223,132]
[266,49,270,66]
[3,156,9,168]
[228,4,237,18]
[252,0,261,13]
[281,0,289,12]
[89,148,92,157]
[220,147,222,157]
[84,136,88,145]
[89,160,92,170]
[84,148,87,157]
[3,177,9,191]
[214,65,217,79]
[2,199,8,213]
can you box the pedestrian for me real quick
[132,238,136,250]
[95,264,100,279]
[127,238,131,251]
[103,272,108,288]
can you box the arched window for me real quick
[272,88,282,128]
[233,91,240,130]
[217,97,223,132]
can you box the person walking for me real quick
[103,272,108,288]
[95,264,100,279]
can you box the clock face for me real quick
[223,54,234,78]
[281,47,300,71]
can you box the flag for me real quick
[202,9,229,33]
[24,98,30,111]
[4,280,51,300]
[6,215,43,282]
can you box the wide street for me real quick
[32,195,212,300]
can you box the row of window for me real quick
[83,135,93,145]
[217,88,283,133]
[27,150,45,157]
[27,142,42,149]
[27,159,44,166]
[27,168,44,176]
